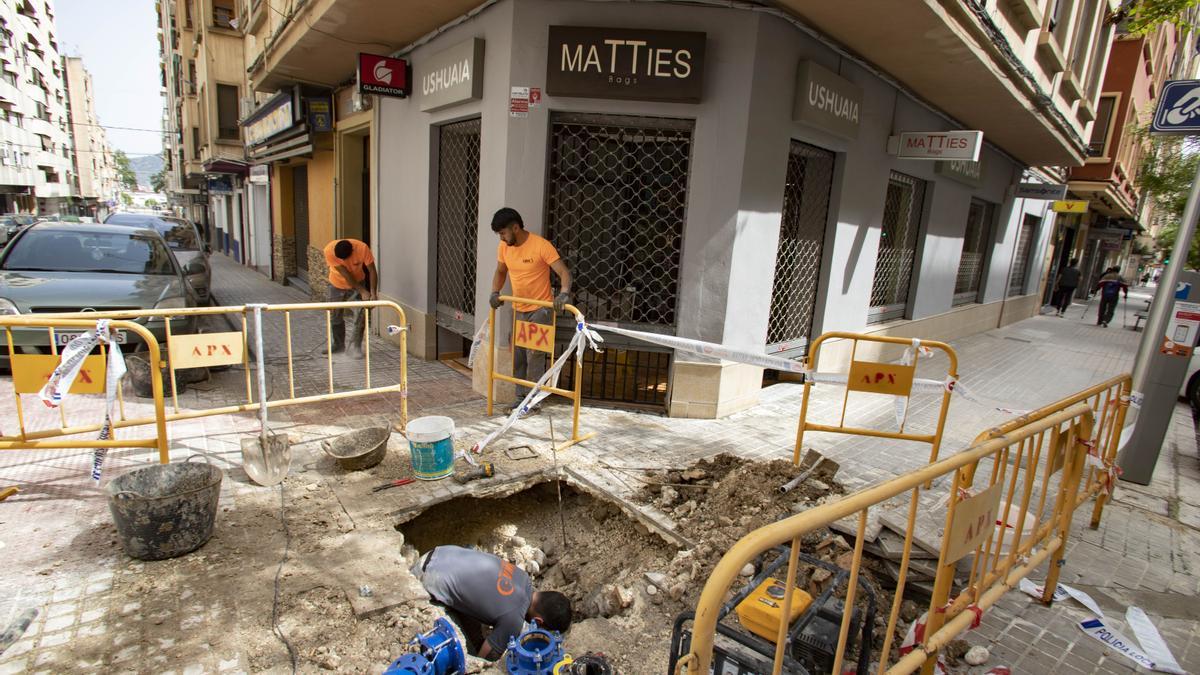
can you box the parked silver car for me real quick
[105,213,212,304]
[0,214,36,245]
[0,222,198,363]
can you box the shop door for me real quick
[766,141,835,358]
[434,118,481,341]
[545,113,693,410]
[292,165,309,273]
[362,134,371,248]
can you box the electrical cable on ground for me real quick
[271,481,299,674]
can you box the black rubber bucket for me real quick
[105,458,223,561]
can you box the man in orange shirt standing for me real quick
[322,238,378,358]
[488,208,571,413]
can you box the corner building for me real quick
[277,0,1116,418]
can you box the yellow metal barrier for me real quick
[486,295,594,451]
[796,332,959,466]
[677,402,1095,675]
[966,373,1131,529]
[0,300,408,443]
[0,316,169,464]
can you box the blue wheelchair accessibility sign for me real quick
[1152,80,1200,134]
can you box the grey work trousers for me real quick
[328,286,366,351]
[513,307,552,400]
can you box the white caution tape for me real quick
[385,324,406,336]
[37,320,125,482]
[1079,618,1160,671]
[589,322,807,373]
[467,321,489,369]
[1127,606,1187,675]
[1022,579,1184,674]
[1018,578,1105,617]
[469,317,602,456]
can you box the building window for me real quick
[187,59,196,95]
[1069,0,1100,79]
[192,126,200,158]
[1008,215,1040,297]
[216,84,239,140]
[869,171,927,323]
[185,0,194,28]
[1088,95,1117,157]
[212,0,235,29]
[955,199,995,307]
[37,134,49,151]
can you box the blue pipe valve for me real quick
[384,617,468,675]
[505,623,566,675]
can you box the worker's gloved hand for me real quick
[489,291,503,309]
[553,291,571,313]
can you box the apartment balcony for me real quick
[249,0,480,91]
[776,0,1101,165]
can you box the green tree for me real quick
[113,150,138,191]
[145,198,158,209]
[150,168,167,193]
[1138,137,1200,269]
[119,192,132,206]
[1117,0,1200,35]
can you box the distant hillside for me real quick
[128,154,164,190]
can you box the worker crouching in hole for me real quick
[412,545,573,660]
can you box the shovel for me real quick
[240,305,291,486]
[778,449,839,495]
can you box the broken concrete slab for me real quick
[879,507,946,558]
[301,530,430,619]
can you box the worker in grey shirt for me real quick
[412,545,572,660]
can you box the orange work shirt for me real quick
[323,239,375,290]
[497,233,560,312]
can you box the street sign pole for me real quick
[1119,78,1200,484]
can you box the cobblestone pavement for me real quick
[0,260,1195,673]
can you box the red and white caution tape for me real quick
[37,320,126,482]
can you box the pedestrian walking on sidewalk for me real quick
[1053,258,1082,316]
[488,207,572,414]
[1094,267,1128,328]
[322,238,378,358]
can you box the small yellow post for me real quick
[48,327,67,429]
[284,311,295,399]
[1042,413,1092,604]
[486,305,496,417]
[242,313,252,403]
[326,310,334,394]
[364,303,371,389]
[164,317,180,413]
[399,322,408,431]
[6,328,27,440]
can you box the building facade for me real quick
[62,56,117,218]
[0,0,75,214]
[234,0,1119,418]
[159,0,271,270]
[1059,21,1185,296]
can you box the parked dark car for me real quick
[105,212,212,304]
[0,214,36,245]
[0,222,198,364]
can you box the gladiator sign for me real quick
[514,320,555,355]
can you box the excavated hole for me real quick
[397,482,684,671]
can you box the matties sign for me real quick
[418,38,484,112]
[546,26,705,103]
[888,130,983,161]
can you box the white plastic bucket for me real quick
[994,501,1037,557]
[406,416,456,480]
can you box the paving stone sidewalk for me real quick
[1,261,1196,673]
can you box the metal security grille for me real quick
[1008,214,1039,297]
[546,112,693,408]
[766,141,835,355]
[953,198,995,306]
[434,118,481,339]
[869,171,927,323]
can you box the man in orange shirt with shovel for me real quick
[488,208,571,415]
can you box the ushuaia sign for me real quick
[793,60,862,139]
[546,26,706,103]
[418,38,484,112]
